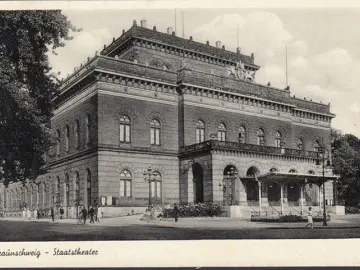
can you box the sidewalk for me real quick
[2,214,360,229]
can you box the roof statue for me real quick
[225,60,254,81]
[181,58,187,69]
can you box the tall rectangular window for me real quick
[196,120,205,143]
[119,116,131,143]
[150,119,161,146]
[120,170,132,198]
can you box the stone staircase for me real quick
[226,204,323,219]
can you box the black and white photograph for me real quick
[1,1,360,267]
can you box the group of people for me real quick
[78,205,102,225]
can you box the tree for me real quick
[331,129,360,206]
[0,11,81,186]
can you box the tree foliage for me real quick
[0,11,80,186]
[331,129,360,206]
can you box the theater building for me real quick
[0,19,344,218]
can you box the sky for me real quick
[48,8,360,137]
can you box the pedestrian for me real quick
[89,206,95,224]
[96,205,102,222]
[37,209,40,219]
[79,206,88,225]
[150,205,155,223]
[50,207,55,222]
[27,208,31,220]
[173,203,179,222]
[59,208,64,220]
[305,206,313,229]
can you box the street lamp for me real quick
[220,168,238,206]
[143,167,157,207]
[315,142,331,226]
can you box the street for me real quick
[1,218,360,241]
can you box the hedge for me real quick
[162,202,222,218]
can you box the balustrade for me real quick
[182,140,317,159]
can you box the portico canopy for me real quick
[242,172,339,185]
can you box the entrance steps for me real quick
[223,204,320,219]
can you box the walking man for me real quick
[79,206,88,225]
[305,206,313,229]
[89,206,95,224]
[50,207,55,222]
[174,203,179,222]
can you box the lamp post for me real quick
[143,167,157,207]
[316,142,331,226]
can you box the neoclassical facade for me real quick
[0,19,341,218]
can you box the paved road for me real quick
[1,219,360,241]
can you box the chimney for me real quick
[172,31,175,36]
[167,27,173,34]
[236,47,241,54]
[215,41,221,48]
[153,26,157,31]
[140,20,147,28]
[222,45,225,50]
[122,29,125,35]
[189,36,193,41]
[133,19,137,26]
[206,41,209,46]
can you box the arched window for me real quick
[150,119,161,146]
[56,129,61,157]
[217,123,226,142]
[74,120,80,150]
[314,140,320,152]
[257,128,265,146]
[289,169,297,173]
[270,168,278,173]
[86,169,91,207]
[65,125,70,153]
[296,138,304,150]
[196,120,205,143]
[85,114,91,147]
[120,170,132,198]
[151,171,162,199]
[119,115,131,143]
[308,170,315,175]
[238,126,246,143]
[275,131,282,148]
[65,173,70,206]
[74,172,80,201]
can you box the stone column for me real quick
[283,184,288,203]
[300,185,304,215]
[280,184,284,215]
[258,182,262,213]
[239,179,247,206]
[187,166,194,204]
[260,182,268,206]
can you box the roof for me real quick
[101,25,258,67]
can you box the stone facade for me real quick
[1,19,340,218]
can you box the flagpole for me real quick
[182,10,184,38]
[286,44,288,87]
[175,9,177,35]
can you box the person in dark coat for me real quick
[89,206,95,224]
[173,203,179,222]
[79,206,88,225]
[50,207,55,221]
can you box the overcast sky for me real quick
[48,8,360,137]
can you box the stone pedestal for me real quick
[223,205,243,218]
[326,205,345,215]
